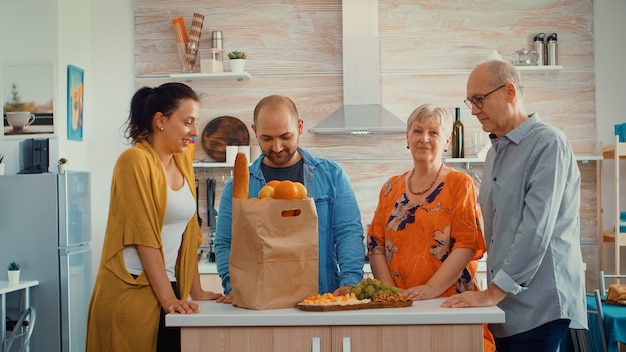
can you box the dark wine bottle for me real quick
[452,107,464,158]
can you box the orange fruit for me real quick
[294,182,307,199]
[258,185,275,199]
[273,180,298,200]
[266,180,280,189]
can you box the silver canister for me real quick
[547,33,558,66]
[212,31,223,49]
[533,33,545,66]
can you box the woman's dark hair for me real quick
[125,82,200,143]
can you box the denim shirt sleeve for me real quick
[214,179,234,294]
[330,168,365,288]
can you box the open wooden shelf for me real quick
[599,138,626,273]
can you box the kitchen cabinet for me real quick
[179,324,479,352]
[599,136,626,273]
[167,298,504,352]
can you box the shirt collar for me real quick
[503,113,540,145]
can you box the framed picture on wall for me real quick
[1,61,56,138]
[67,64,84,141]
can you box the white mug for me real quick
[238,146,250,161]
[6,112,36,131]
[225,146,239,165]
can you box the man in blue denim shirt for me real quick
[215,95,364,303]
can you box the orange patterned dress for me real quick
[368,168,495,352]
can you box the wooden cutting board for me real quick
[297,300,412,312]
[201,116,250,162]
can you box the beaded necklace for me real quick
[407,163,444,196]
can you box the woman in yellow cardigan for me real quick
[86,83,222,352]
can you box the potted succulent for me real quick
[7,262,20,285]
[0,154,5,175]
[58,157,69,174]
[228,51,247,73]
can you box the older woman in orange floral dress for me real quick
[367,104,495,352]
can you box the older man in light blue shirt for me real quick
[443,60,586,352]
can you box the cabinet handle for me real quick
[343,337,351,352]
[312,337,320,352]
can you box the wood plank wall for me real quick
[135,0,598,289]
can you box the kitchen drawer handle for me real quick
[312,337,320,352]
[343,337,351,352]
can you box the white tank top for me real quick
[123,179,196,281]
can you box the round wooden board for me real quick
[201,116,250,161]
[297,300,413,312]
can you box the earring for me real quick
[160,127,164,131]
[444,148,448,152]
[406,146,409,149]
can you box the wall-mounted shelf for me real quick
[193,161,233,168]
[445,153,601,169]
[514,65,564,76]
[382,65,572,76]
[136,72,252,82]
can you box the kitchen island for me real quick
[167,298,504,352]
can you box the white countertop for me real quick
[198,261,218,274]
[166,298,504,327]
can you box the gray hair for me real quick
[406,104,453,138]
[484,60,524,98]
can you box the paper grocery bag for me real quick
[230,197,319,309]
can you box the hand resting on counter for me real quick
[215,286,353,305]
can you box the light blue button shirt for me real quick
[480,114,587,337]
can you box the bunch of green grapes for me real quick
[346,278,398,300]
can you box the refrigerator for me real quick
[0,172,93,352]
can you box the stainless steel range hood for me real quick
[309,0,405,134]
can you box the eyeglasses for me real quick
[464,84,507,110]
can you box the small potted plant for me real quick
[228,51,247,73]
[0,154,5,175]
[7,262,21,286]
[58,157,69,174]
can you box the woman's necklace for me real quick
[407,163,444,196]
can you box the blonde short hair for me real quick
[406,104,453,137]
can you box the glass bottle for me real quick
[452,107,464,158]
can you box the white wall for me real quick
[0,0,58,174]
[594,0,626,272]
[87,0,134,276]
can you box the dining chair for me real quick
[5,306,37,352]
[570,289,607,352]
[599,270,626,296]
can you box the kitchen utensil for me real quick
[196,177,202,227]
[170,17,189,43]
[201,116,250,162]
[298,300,412,312]
[206,177,217,262]
[207,178,217,230]
[186,13,204,67]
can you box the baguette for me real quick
[232,152,249,199]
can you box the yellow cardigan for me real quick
[86,141,201,351]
